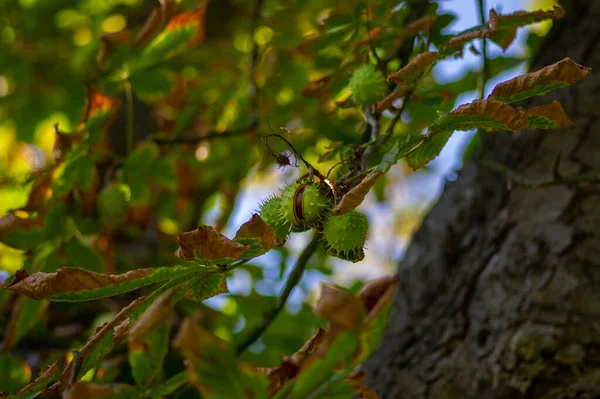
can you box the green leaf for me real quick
[0,354,31,394]
[374,136,423,174]
[129,69,174,102]
[52,154,95,196]
[181,273,228,302]
[134,10,205,71]
[405,131,452,170]
[290,331,359,399]
[4,361,59,399]
[6,265,200,302]
[4,296,48,349]
[173,318,246,399]
[143,371,188,398]
[129,291,174,388]
[65,237,104,273]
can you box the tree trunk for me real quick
[362,1,600,398]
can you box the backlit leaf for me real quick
[2,361,58,399]
[526,101,575,129]
[488,58,591,103]
[182,273,228,302]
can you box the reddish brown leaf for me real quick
[433,98,529,133]
[357,275,398,314]
[333,172,383,216]
[234,214,275,251]
[166,3,208,46]
[128,290,174,342]
[260,326,326,397]
[488,58,591,103]
[526,101,575,129]
[396,15,439,49]
[372,87,410,113]
[6,268,151,300]
[175,226,250,261]
[80,85,121,127]
[497,5,566,25]
[448,27,496,48]
[315,284,363,333]
[387,51,438,85]
[354,27,382,48]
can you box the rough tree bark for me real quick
[363,1,600,398]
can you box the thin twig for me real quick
[124,80,134,154]
[477,0,489,100]
[235,233,319,355]
[65,350,83,393]
[248,0,264,128]
[481,159,600,189]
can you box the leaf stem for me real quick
[235,233,319,355]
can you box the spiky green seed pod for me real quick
[280,182,331,229]
[258,196,291,239]
[322,210,368,263]
[349,65,388,107]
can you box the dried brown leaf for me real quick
[261,326,326,397]
[488,58,591,103]
[488,8,499,31]
[526,101,575,129]
[497,5,566,25]
[234,214,275,252]
[448,27,496,48]
[372,87,411,113]
[333,172,383,216]
[443,98,529,132]
[397,15,439,49]
[175,226,249,261]
[129,290,174,342]
[387,51,438,84]
[315,284,363,332]
[63,382,134,399]
[357,275,398,314]
[6,268,151,300]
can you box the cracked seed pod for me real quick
[280,182,331,230]
[258,196,291,239]
[322,210,368,262]
[349,65,388,107]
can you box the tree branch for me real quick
[477,0,489,100]
[235,233,319,355]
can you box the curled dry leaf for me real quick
[333,172,383,216]
[261,326,326,397]
[175,226,249,261]
[372,87,411,113]
[50,296,148,394]
[387,51,439,85]
[488,58,591,103]
[429,98,529,134]
[315,284,363,332]
[447,27,496,48]
[357,275,398,313]
[526,101,575,129]
[396,15,439,49]
[7,268,151,300]
[234,213,275,252]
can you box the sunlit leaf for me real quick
[387,51,439,85]
[526,101,575,129]
[488,58,591,103]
